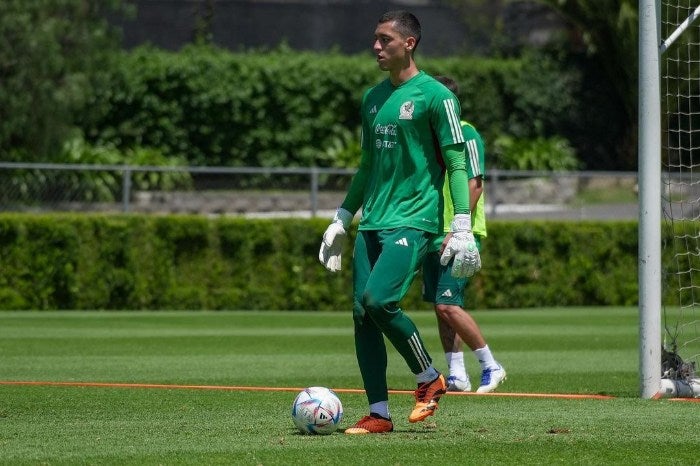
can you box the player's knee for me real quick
[361,290,378,313]
[361,291,394,323]
[435,303,459,319]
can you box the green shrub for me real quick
[0,214,664,311]
[492,135,580,170]
[80,45,383,168]
[77,46,582,169]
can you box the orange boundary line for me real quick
[0,380,616,400]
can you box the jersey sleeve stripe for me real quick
[442,99,465,144]
[466,139,482,177]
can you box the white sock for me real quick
[473,345,499,370]
[415,366,439,384]
[369,401,390,419]
[445,352,467,380]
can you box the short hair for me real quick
[434,75,459,95]
[378,10,421,50]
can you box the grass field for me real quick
[1,308,698,465]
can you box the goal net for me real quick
[658,0,700,397]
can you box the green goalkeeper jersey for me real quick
[343,71,467,235]
[442,121,487,238]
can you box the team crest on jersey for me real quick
[399,101,414,120]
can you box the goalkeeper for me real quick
[318,10,480,435]
[423,75,506,394]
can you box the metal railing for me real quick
[0,162,642,219]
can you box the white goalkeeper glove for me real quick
[439,213,481,278]
[318,208,353,272]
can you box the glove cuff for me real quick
[451,213,472,232]
[333,208,354,229]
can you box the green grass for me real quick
[571,185,638,205]
[0,308,698,465]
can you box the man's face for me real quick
[373,21,413,71]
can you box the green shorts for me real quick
[421,235,482,307]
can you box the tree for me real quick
[0,0,128,161]
[442,0,638,169]
[525,0,638,169]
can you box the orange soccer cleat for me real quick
[344,414,394,434]
[409,373,447,423]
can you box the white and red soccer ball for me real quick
[291,386,343,435]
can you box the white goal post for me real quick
[639,0,700,399]
[639,0,662,399]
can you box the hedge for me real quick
[0,214,667,311]
[77,45,583,168]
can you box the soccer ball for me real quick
[291,386,343,435]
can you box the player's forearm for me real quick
[443,145,469,214]
[469,177,483,213]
